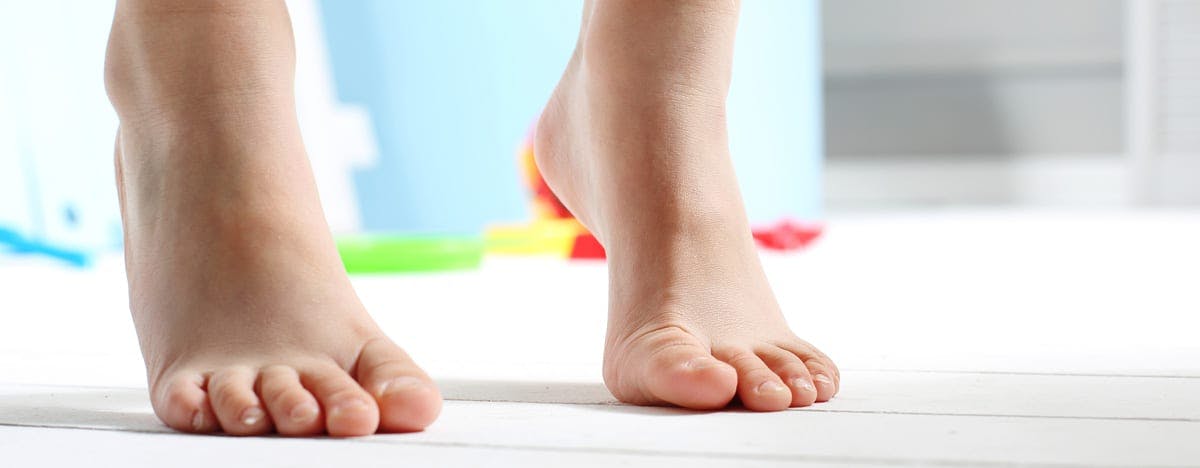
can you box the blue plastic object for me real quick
[0,226,91,267]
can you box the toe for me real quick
[715,348,793,412]
[779,341,840,402]
[301,364,380,437]
[758,349,818,407]
[613,327,737,410]
[804,358,839,402]
[354,338,441,433]
[207,367,272,435]
[152,373,218,433]
[258,365,322,436]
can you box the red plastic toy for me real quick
[752,220,823,251]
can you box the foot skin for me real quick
[112,111,441,438]
[106,0,440,435]
[535,0,839,411]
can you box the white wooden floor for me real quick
[2,210,1198,467]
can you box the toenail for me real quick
[814,374,834,386]
[290,403,319,422]
[791,377,815,392]
[757,381,788,394]
[379,377,426,397]
[329,398,370,418]
[240,407,264,426]
[191,411,206,431]
[685,357,721,370]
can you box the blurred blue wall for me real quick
[318,0,822,234]
[0,1,122,254]
[319,1,579,234]
[729,0,823,227]
[0,0,821,257]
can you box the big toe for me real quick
[355,338,442,433]
[610,327,738,410]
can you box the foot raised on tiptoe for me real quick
[535,0,839,411]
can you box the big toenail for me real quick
[379,377,425,397]
[191,411,206,431]
[240,407,264,426]
[791,377,815,392]
[686,357,720,370]
[290,403,319,422]
[757,381,788,394]
[814,374,833,386]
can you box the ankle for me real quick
[577,0,738,98]
[104,1,296,125]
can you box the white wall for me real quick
[823,0,1124,157]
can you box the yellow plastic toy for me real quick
[484,133,600,258]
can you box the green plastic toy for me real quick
[336,234,484,274]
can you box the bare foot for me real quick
[535,0,839,411]
[105,0,440,435]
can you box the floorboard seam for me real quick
[796,409,1200,423]
[854,369,1200,379]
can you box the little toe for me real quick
[715,348,793,412]
[617,328,737,410]
[302,364,380,437]
[207,367,272,435]
[758,349,818,407]
[258,365,322,436]
[153,373,218,433]
[355,338,441,433]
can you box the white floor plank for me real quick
[818,370,1200,421]
[3,376,1199,467]
[0,426,851,468]
[2,393,1197,467]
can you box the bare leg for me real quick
[106,0,441,435]
[537,0,839,411]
